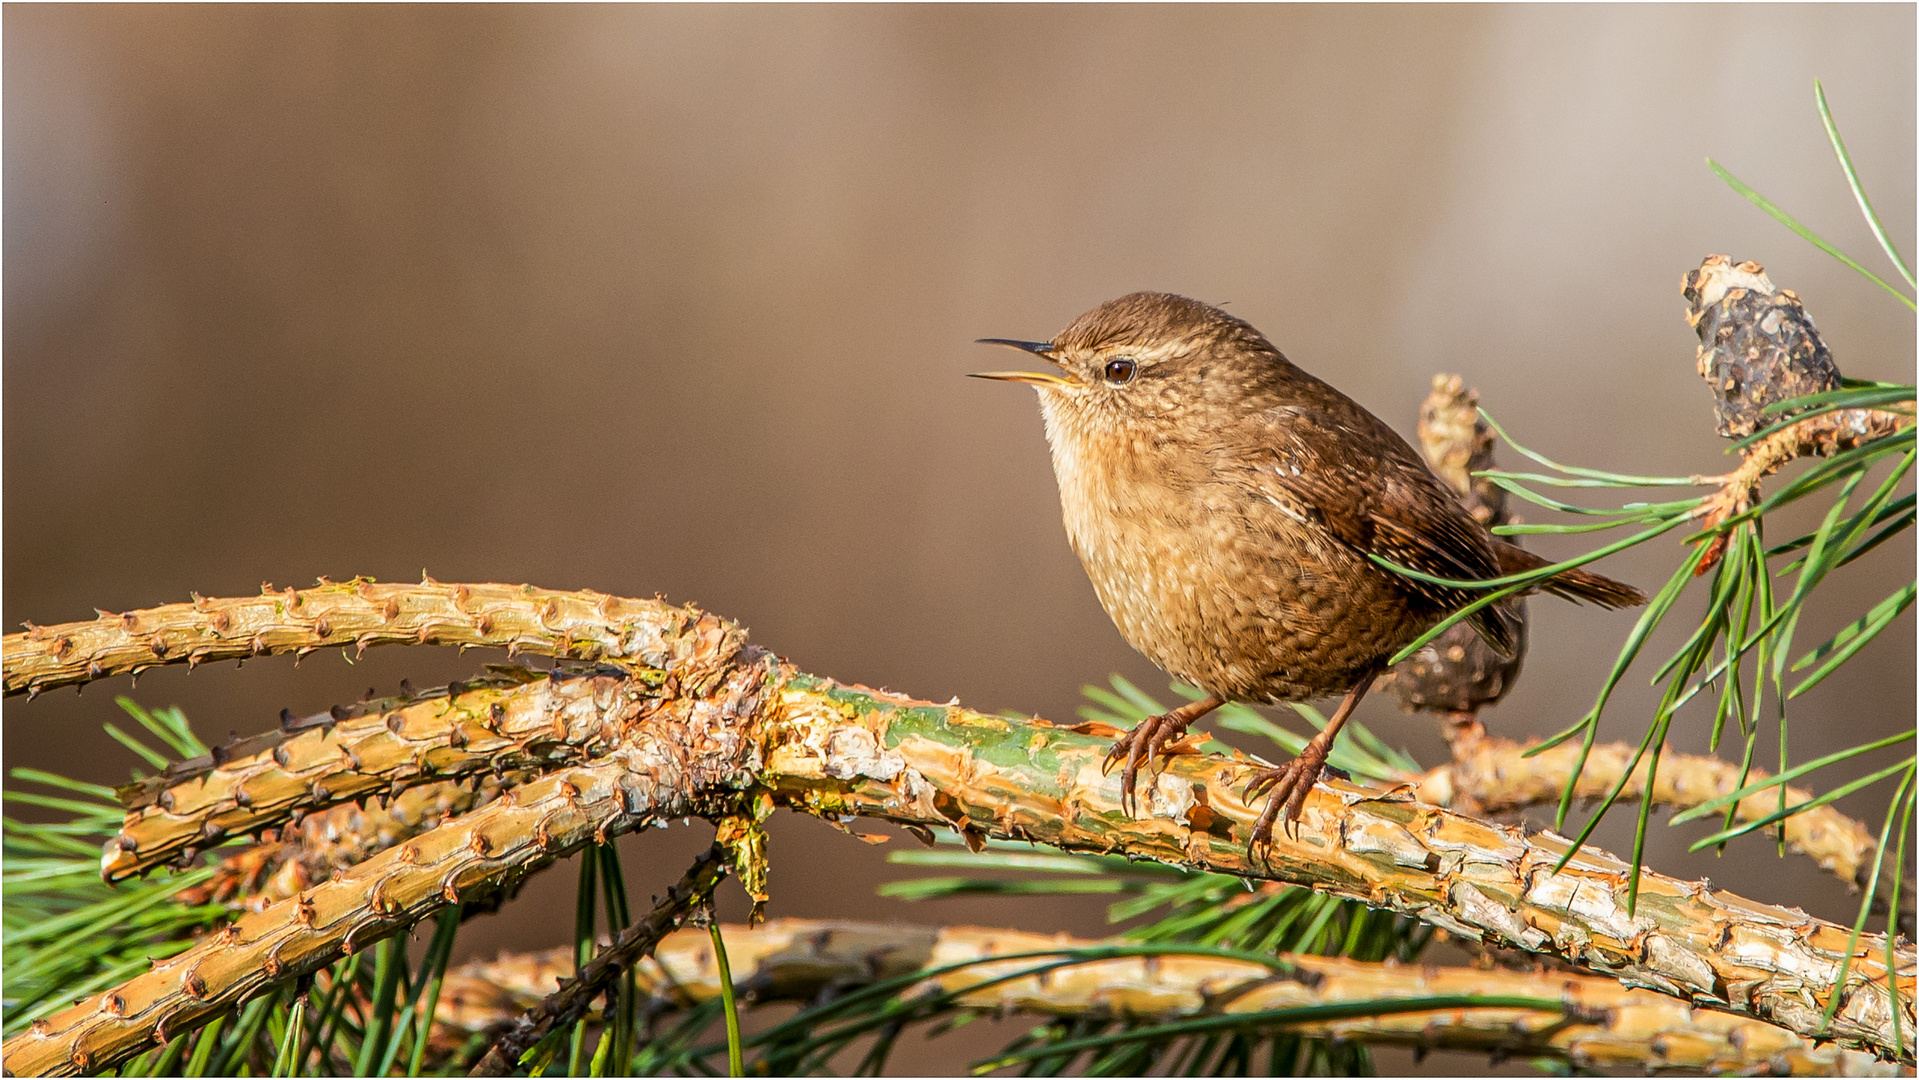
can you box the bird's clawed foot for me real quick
[1102,712,1187,816]
[1100,693,1225,816]
[1244,741,1332,855]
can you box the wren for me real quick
[974,292,1644,848]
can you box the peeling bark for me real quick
[765,674,1914,1058]
[3,605,770,1077]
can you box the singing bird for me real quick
[974,292,1643,846]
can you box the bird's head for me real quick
[972,292,1298,433]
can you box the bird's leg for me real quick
[1102,693,1225,815]
[1245,662,1386,852]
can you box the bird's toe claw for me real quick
[1242,752,1329,853]
[1107,712,1188,818]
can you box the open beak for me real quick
[970,338,1074,387]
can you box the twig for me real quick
[1689,405,1911,573]
[467,846,728,1076]
[1382,374,1527,716]
[1680,254,1913,574]
[176,777,508,911]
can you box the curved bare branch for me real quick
[103,670,624,881]
[5,580,746,698]
[437,918,1898,1075]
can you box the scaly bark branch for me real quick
[7,761,641,1076]
[434,919,1897,1076]
[176,776,511,911]
[764,675,1914,1058]
[2,626,769,1077]
[1679,253,1916,573]
[6,579,739,698]
[1414,735,1899,904]
[104,671,621,881]
[3,586,1912,1073]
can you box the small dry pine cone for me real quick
[1385,374,1527,716]
[1682,254,1841,439]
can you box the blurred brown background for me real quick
[5,5,1914,1074]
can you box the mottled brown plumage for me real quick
[975,292,1644,846]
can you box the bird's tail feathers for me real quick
[1492,538,1646,609]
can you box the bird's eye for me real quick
[1103,358,1137,385]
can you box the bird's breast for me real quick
[1038,400,1427,701]
[1043,415,1256,672]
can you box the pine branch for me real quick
[3,587,1912,1071]
[1415,735,1902,904]
[767,675,1914,1059]
[5,579,747,698]
[1680,255,1914,572]
[174,776,510,911]
[103,670,618,882]
[1381,374,1528,717]
[1688,405,1911,572]
[6,759,632,1076]
[432,918,1896,1075]
[1,625,769,1077]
